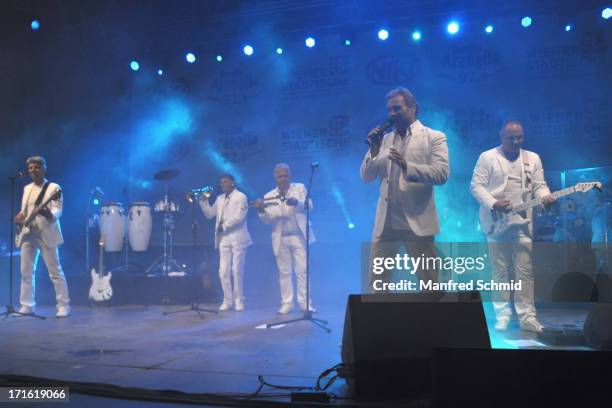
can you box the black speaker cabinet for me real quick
[341,292,490,399]
[584,303,612,350]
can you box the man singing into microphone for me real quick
[360,87,449,291]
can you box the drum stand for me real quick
[164,199,217,318]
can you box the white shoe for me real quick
[278,303,294,314]
[494,317,510,332]
[300,304,317,313]
[520,318,544,333]
[235,301,245,311]
[56,306,71,318]
[17,306,34,315]
[218,301,233,311]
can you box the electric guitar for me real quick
[89,235,113,302]
[480,182,601,238]
[15,188,62,247]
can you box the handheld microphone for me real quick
[365,119,394,146]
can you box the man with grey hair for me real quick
[254,163,316,314]
[361,87,450,290]
[14,156,71,317]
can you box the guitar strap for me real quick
[521,152,533,196]
[34,182,51,207]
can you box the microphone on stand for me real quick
[9,171,27,180]
[310,162,319,169]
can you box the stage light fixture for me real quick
[521,16,532,27]
[485,25,494,33]
[30,20,40,30]
[276,47,283,54]
[93,198,100,206]
[157,69,163,76]
[344,39,351,46]
[603,8,612,19]
[348,222,355,229]
[378,29,389,40]
[305,37,315,48]
[185,53,196,63]
[130,61,140,71]
[216,55,223,62]
[243,45,254,55]
[565,24,572,32]
[447,21,460,35]
[412,30,422,41]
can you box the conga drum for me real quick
[99,202,126,252]
[128,202,152,252]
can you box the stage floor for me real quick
[0,301,592,406]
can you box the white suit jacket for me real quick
[258,183,316,256]
[200,189,252,249]
[360,120,450,240]
[470,146,551,210]
[19,181,64,248]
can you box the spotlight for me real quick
[157,69,163,76]
[603,7,612,19]
[93,198,100,206]
[216,55,223,62]
[185,52,196,63]
[344,39,351,46]
[485,25,494,34]
[348,222,355,229]
[378,29,389,40]
[412,30,422,41]
[276,47,283,54]
[243,45,254,56]
[30,20,40,30]
[521,16,532,27]
[305,37,315,48]
[447,21,460,35]
[565,24,572,32]
[130,61,140,71]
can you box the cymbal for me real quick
[154,169,181,181]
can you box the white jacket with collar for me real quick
[360,120,450,240]
[19,181,64,248]
[257,183,316,256]
[200,189,252,249]
[470,146,551,211]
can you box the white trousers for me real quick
[20,232,70,309]
[487,226,536,323]
[275,235,311,307]
[218,237,248,304]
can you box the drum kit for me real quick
[91,169,188,277]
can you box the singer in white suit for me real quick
[254,164,316,314]
[361,88,449,290]
[200,174,252,311]
[14,156,70,318]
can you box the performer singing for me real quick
[471,119,555,332]
[360,87,449,289]
[200,174,252,311]
[254,163,316,314]
[14,156,70,317]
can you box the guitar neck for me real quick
[513,185,582,213]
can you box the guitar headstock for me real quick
[575,182,602,193]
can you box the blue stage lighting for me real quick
[565,24,572,32]
[344,39,351,46]
[130,61,140,71]
[157,69,163,76]
[276,47,283,54]
[603,8,612,19]
[93,198,100,206]
[485,25,494,33]
[447,21,460,35]
[521,16,532,27]
[378,29,389,40]
[305,37,315,48]
[185,53,196,63]
[243,45,254,56]
[216,55,223,62]
[412,30,422,41]
[348,222,355,229]
[30,20,40,30]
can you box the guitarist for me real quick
[13,156,70,318]
[471,120,554,332]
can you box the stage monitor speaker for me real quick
[584,303,612,350]
[340,292,490,399]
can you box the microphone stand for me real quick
[2,174,45,319]
[164,197,217,318]
[266,164,330,332]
